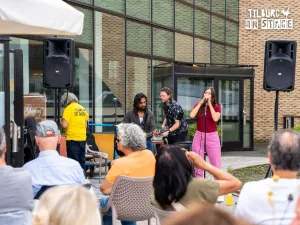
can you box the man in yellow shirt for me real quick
[60,92,89,169]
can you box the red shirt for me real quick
[194,103,221,133]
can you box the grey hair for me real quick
[117,123,146,151]
[60,92,78,107]
[0,128,6,157]
[268,129,300,171]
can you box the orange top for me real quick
[106,150,155,184]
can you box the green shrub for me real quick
[188,122,222,137]
[292,126,300,132]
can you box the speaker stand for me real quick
[265,90,279,178]
[54,88,63,153]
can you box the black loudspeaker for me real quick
[263,40,297,91]
[43,38,74,88]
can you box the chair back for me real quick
[102,176,155,221]
[153,206,176,225]
[0,210,32,225]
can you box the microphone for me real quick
[113,98,117,102]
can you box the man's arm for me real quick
[61,118,68,128]
[100,179,113,195]
[122,112,131,123]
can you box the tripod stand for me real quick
[264,91,279,178]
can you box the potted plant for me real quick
[292,126,300,132]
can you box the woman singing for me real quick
[189,87,221,178]
[160,87,188,144]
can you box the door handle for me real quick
[243,110,246,126]
[10,121,19,153]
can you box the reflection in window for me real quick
[95,12,125,132]
[195,0,210,10]
[153,0,173,28]
[127,21,151,55]
[126,0,150,21]
[152,61,173,125]
[177,77,214,119]
[175,33,193,62]
[126,57,151,112]
[211,42,225,64]
[226,46,238,64]
[226,21,238,46]
[72,6,93,44]
[194,39,210,63]
[153,28,174,59]
[94,0,124,14]
[195,10,210,38]
[212,16,225,42]
[175,2,193,33]
[212,0,225,16]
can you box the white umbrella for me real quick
[0,0,84,36]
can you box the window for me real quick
[175,2,193,33]
[94,0,124,14]
[126,57,151,111]
[153,28,174,59]
[153,0,173,28]
[226,46,238,64]
[95,12,125,132]
[195,10,210,38]
[72,6,93,44]
[127,21,151,55]
[175,33,193,62]
[212,16,225,42]
[126,0,150,21]
[194,39,210,63]
[211,42,225,63]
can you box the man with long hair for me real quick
[123,93,156,151]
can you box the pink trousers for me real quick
[192,131,221,178]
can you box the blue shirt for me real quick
[24,150,86,197]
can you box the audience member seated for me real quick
[151,145,242,210]
[236,129,300,224]
[100,123,156,225]
[162,202,254,225]
[24,120,86,198]
[33,185,101,225]
[0,128,34,225]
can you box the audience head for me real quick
[60,92,78,107]
[33,185,100,225]
[160,87,172,103]
[133,93,148,111]
[116,123,146,153]
[162,203,253,225]
[0,128,6,160]
[35,120,61,151]
[153,145,193,209]
[268,129,300,171]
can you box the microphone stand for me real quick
[204,103,207,178]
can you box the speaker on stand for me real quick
[43,37,75,150]
[263,40,297,178]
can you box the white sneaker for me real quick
[217,195,225,202]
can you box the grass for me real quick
[231,164,270,184]
[232,164,300,185]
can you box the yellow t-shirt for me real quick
[62,102,89,141]
[106,150,156,184]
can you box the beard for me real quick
[138,106,147,111]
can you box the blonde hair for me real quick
[33,185,100,225]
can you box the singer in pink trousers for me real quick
[190,87,221,178]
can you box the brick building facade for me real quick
[239,1,299,142]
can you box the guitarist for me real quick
[123,93,157,152]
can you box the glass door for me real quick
[217,78,243,150]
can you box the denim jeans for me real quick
[100,196,136,225]
[66,140,86,169]
[146,137,153,152]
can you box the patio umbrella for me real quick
[0,0,84,36]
